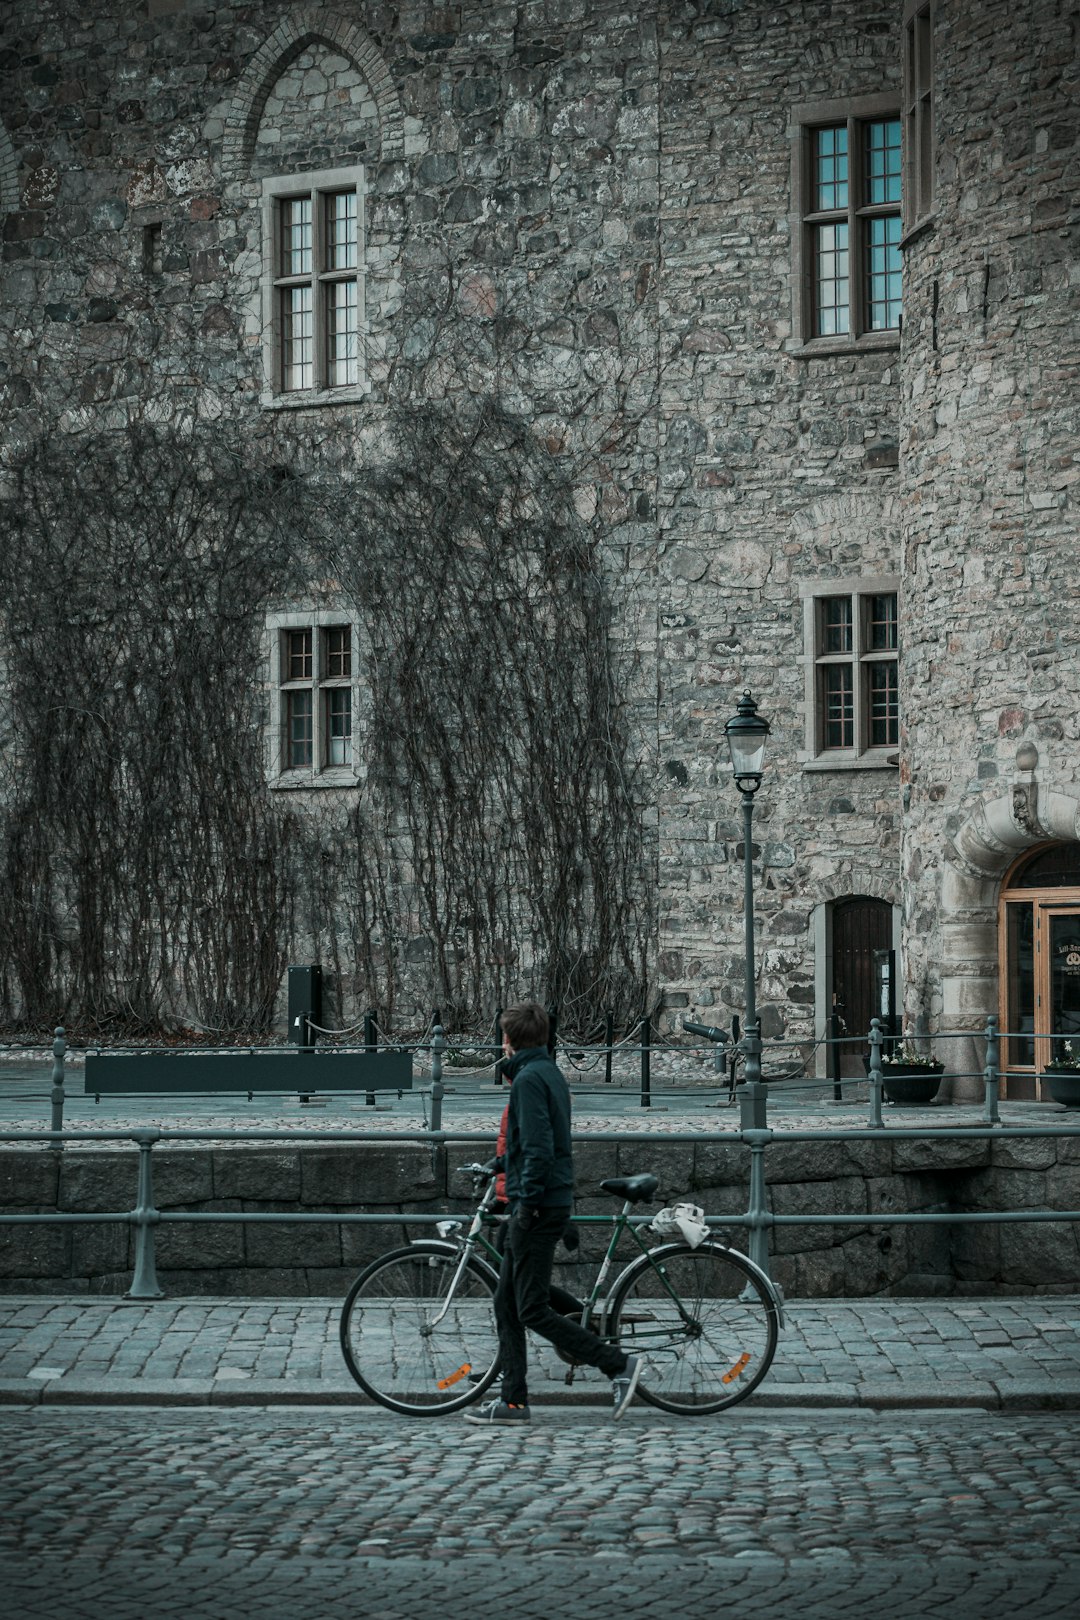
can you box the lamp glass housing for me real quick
[725,692,770,785]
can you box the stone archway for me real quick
[221,5,405,179]
[938,748,1080,1099]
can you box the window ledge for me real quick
[900,213,937,250]
[271,770,360,791]
[788,332,900,360]
[261,385,368,412]
[802,753,899,773]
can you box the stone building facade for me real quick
[0,1,1076,1096]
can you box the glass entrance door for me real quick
[1047,911,1080,1066]
[999,844,1080,1095]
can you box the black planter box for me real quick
[85,1048,412,1097]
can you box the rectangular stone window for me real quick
[799,579,900,767]
[790,96,902,353]
[903,1,936,232]
[270,615,358,784]
[261,167,366,406]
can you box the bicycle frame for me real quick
[437,1172,758,1343]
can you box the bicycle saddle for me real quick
[599,1174,659,1204]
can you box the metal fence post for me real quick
[50,1026,66,1142]
[127,1130,164,1300]
[830,1011,843,1103]
[430,1024,446,1133]
[729,1014,741,1099]
[867,1017,885,1129]
[983,1014,1001,1125]
[364,1009,378,1106]
[640,1013,651,1108]
[740,1079,772,1279]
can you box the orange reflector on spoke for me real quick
[722,1352,751,1385]
[437,1363,471,1389]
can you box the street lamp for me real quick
[725,691,770,1095]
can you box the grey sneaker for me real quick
[611,1355,644,1420]
[463,1399,530,1424]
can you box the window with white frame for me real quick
[800,580,900,765]
[903,1,936,231]
[261,167,365,403]
[272,618,357,781]
[791,97,902,348]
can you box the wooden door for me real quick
[832,897,893,1074]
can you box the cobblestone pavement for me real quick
[2,1294,1080,1410]
[2,1407,1079,1619]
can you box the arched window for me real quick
[1000,842,1080,1094]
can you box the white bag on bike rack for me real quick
[648,1202,709,1247]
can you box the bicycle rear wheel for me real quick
[340,1241,501,1415]
[607,1240,779,1414]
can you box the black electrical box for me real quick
[288,963,322,1047]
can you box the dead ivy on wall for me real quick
[303,259,658,1033]
[0,416,308,1034]
[0,267,656,1038]
[314,395,651,1032]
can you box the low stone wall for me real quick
[1,1134,1078,1297]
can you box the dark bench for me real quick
[84,1048,413,1100]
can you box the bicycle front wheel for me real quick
[340,1241,501,1415]
[607,1240,779,1415]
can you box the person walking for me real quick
[464,1000,644,1424]
[490,1056,585,1321]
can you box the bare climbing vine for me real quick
[0,262,657,1039]
[0,413,308,1035]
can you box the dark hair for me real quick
[500,1000,549,1051]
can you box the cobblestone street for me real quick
[3,1407,1079,1618]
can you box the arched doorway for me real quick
[1000,841,1080,1098]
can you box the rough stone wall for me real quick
[2,1135,1078,1297]
[1,1,1071,1054]
[0,0,665,1032]
[898,0,1080,1041]
[652,4,903,1043]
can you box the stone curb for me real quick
[3,1377,1080,1411]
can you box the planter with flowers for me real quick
[864,1040,944,1106]
[1042,1041,1080,1109]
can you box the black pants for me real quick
[493,1218,583,1318]
[495,1206,627,1406]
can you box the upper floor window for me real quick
[903,2,936,231]
[799,579,900,767]
[269,614,358,784]
[791,98,901,351]
[261,167,366,405]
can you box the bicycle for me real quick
[339,1163,784,1416]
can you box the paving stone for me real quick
[2,1412,1080,1619]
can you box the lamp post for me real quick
[724,691,770,1100]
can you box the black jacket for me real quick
[502,1045,575,1209]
